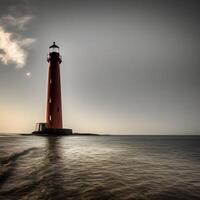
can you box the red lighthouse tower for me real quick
[46,42,63,128]
[32,42,72,135]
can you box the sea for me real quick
[0,135,199,200]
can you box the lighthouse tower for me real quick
[32,42,72,135]
[46,42,63,128]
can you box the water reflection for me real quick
[41,137,67,200]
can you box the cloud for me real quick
[1,15,33,30]
[0,15,36,68]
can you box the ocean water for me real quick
[0,135,199,200]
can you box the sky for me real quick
[0,0,200,134]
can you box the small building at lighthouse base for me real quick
[32,122,73,136]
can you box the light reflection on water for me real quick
[0,135,200,200]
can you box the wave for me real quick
[0,148,39,188]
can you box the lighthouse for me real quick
[46,42,63,128]
[32,42,72,135]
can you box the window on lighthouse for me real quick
[49,98,51,103]
[49,115,51,121]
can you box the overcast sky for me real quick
[0,0,200,134]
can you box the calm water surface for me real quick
[0,135,199,200]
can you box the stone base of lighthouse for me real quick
[32,123,73,136]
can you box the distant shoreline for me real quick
[0,133,200,137]
[20,132,101,136]
[0,133,200,136]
